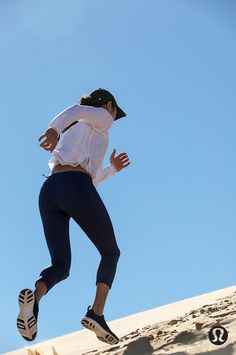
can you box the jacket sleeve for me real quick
[92,164,118,187]
[48,104,113,133]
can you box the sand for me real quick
[5,285,236,355]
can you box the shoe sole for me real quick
[16,289,37,341]
[81,316,119,345]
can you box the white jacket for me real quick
[47,104,117,187]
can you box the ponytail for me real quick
[79,95,93,106]
[79,94,114,108]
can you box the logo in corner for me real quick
[208,325,228,345]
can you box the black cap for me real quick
[89,88,126,121]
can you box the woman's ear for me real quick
[101,102,108,109]
[107,101,113,110]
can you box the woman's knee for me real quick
[102,246,121,260]
[56,263,70,281]
[115,247,121,259]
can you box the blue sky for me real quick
[1,0,236,353]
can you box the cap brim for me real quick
[115,106,126,120]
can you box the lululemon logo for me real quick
[208,325,228,345]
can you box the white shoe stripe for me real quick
[81,316,119,345]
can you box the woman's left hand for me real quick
[38,128,60,153]
[110,149,131,172]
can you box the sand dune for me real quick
[6,285,236,355]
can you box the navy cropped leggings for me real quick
[35,171,121,293]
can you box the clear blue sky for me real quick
[1,0,236,353]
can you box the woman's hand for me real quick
[110,149,131,172]
[38,128,60,153]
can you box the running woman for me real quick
[17,88,130,345]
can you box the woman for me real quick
[17,88,130,346]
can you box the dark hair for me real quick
[79,94,116,108]
[79,95,94,106]
[61,95,115,134]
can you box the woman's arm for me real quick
[38,104,114,153]
[93,164,118,187]
[93,149,130,187]
[48,104,113,134]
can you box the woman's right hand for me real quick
[110,149,130,172]
[38,128,60,153]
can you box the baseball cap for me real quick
[89,88,126,121]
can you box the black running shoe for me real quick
[16,289,38,341]
[81,305,119,345]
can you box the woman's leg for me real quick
[17,175,72,341]
[35,177,72,303]
[35,209,71,294]
[34,280,47,303]
[63,173,121,315]
[91,282,110,316]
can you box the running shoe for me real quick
[16,288,38,341]
[81,305,119,345]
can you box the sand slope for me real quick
[6,285,236,355]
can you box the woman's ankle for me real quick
[34,281,48,303]
[92,307,103,316]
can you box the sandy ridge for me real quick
[81,290,236,355]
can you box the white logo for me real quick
[208,325,228,345]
